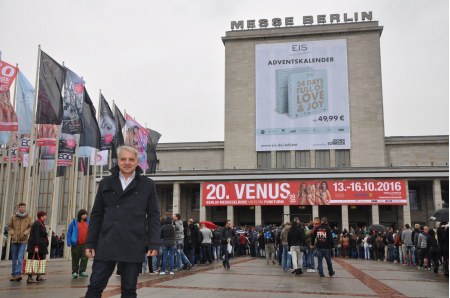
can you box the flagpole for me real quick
[0,61,21,262]
[5,66,22,261]
[23,46,42,207]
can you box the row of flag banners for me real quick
[0,50,161,173]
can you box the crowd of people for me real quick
[4,146,449,298]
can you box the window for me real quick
[257,152,272,169]
[295,151,310,168]
[315,150,330,168]
[409,189,421,211]
[191,191,200,211]
[335,149,350,167]
[163,188,173,212]
[276,151,291,168]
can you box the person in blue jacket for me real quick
[67,209,89,279]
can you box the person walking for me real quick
[67,209,89,279]
[160,217,176,275]
[220,220,235,269]
[173,214,192,271]
[263,227,276,265]
[26,211,49,284]
[311,217,335,278]
[8,202,32,282]
[287,221,306,275]
[84,146,161,298]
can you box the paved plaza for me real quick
[0,256,448,298]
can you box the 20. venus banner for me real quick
[201,179,407,206]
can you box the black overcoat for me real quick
[27,220,49,255]
[85,166,161,263]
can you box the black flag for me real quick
[36,50,66,124]
[146,128,161,174]
[111,103,125,165]
[99,95,116,150]
[79,88,100,149]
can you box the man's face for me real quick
[226,221,232,228]
[18,205,26,214]
[118,150,138,176]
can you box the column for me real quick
[403,180,411,226]
[283,205,290,223]
[312,205,319,220]
[433,179,443,210]
[199,183,206,221]
[330,149,336,167]
[290,150,296,168]
[341,205,349,232]
[255,206,262,226]
[271,151,277,168]
[372,205,379,225]
[172,182,180,215]
[227,206,234,224]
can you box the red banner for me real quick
[0,61,18,93]
[202,179,407,206]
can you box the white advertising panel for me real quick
[256,40,350,151]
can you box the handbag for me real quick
[23,252,47,275]
[227,242,232,254]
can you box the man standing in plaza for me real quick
[8,202,32,281]
[311,217,335,278]
[220,220,235,269]
[85,146,161,298]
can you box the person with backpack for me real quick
[393,229,403,264]
[373,232,385,261]
[263,227,276,265]
[311,217,335,278]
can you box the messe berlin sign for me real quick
[202,179,407,206]
[230,12,373,30]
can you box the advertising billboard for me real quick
[255,39,350,151]
[202,179,407,206]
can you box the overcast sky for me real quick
[1,0,448,143]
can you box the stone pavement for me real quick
[0,256,448,298]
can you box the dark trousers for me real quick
[71,245,88,274]
[201,243,212,263]
[85,260,140,298]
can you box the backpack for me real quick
[264,231,273,242]
[376,236,384,247]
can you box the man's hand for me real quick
[34,246,39,253]
[147,250,158,257]
[85,248,96,258]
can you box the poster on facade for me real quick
[255,39,350,151]
[202,179,407,206]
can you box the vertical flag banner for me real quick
[79,88,100,150]
[36,50,66,125]
[16,71,35,153]
[146,128,161,174]
[91,149,108,166]
[125,113,148,170]
[99,94,116,150]
[0,60,18,93]
[62,68,85,134]
[111,103,125,165]
[0,90,18,131]
[16,71,35,133]
[36,124,58,146]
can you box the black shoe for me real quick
[319,273,325,277]
[222,261,227,269]
[329,271,335,277]
[227,264,230,269]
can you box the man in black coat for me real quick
[85,146,161,298]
